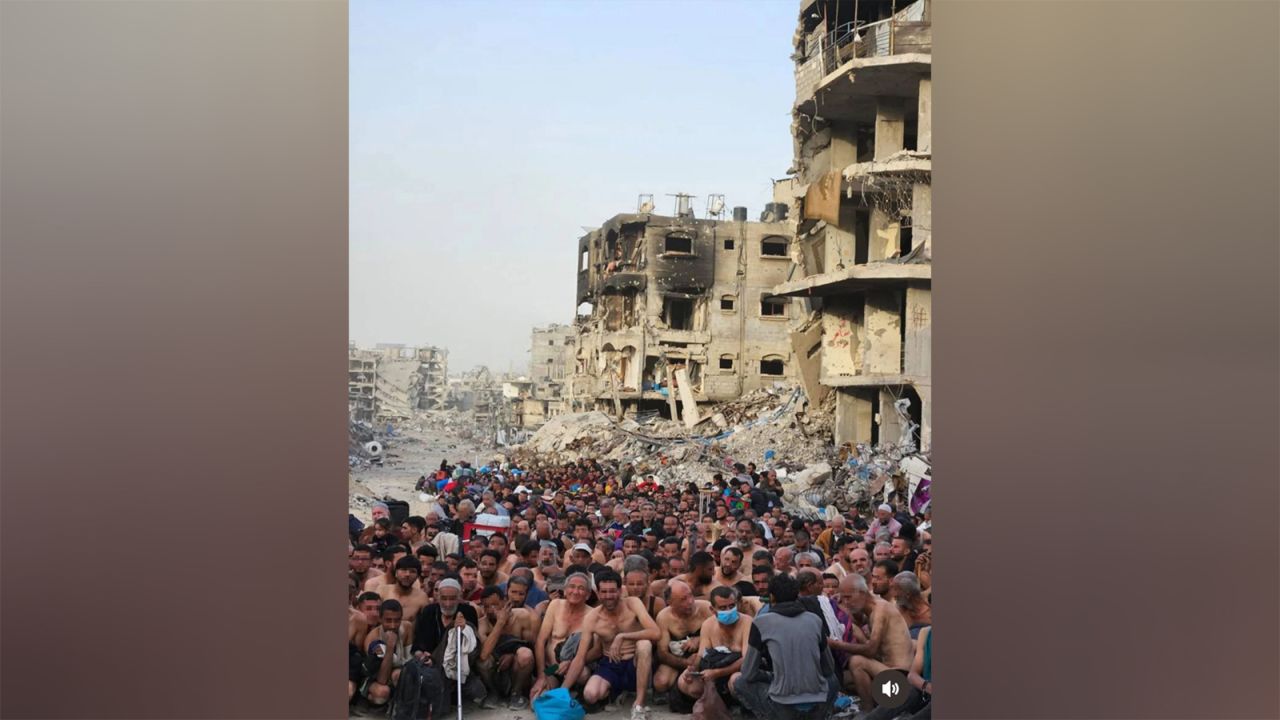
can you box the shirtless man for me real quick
[562,570,659,719]
[869,560,899,598]
[624,558,665,619]
[478,550,509,589]
[891,572,932,638]
[773,546,796,577]
[363,546,403,591]
[377,556,430,620]
[653,579,713,705]
[826,536,857,579]
[830,573,913,709]
[348,591,381,699]
[677,585,751,704]
[849,547,872,580]
[477,585,539,710]
[677,551,716,600]
[361,599,415,707]
[531,572,596,700]
[712,546,747,589]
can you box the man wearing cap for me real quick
[866,504,902,545]
[410,577,487,707]
[565,542,594,570]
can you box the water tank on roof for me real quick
[733,206,748,222]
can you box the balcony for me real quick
[773,261,930,297]
[796,2,931,103]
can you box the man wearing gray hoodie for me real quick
[731,574,838,720]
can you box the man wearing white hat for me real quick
[865,504,901,545]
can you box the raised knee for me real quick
[516,648,535,667]
[634,639,653,657]
[369,684,391,703]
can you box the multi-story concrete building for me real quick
[568,200,799,423]
[415,346,449,410]
[531,324,576,382]
[772,0,932,450]
[348,347,378,424]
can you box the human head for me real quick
[660,537,681,559]
[349,544,373,574]
[402,516,427,541]
[621,534,642,557]
[870,560,899,596]
[839,573,870,614]
[774,546,794,572]
[478,550,501,581]
[876,503,892,523]
[768,573,800,604]
[892,571,923,609]
[850,547,872,577]
[435,578,462,616]
[507,573,532,607]
[377,598,403,631]
[481,585,507,621]
[688,551,715,584]
[371,502,390,522]
[710,585,740,623]
[890,536,912,562]
[822,573,840,598]
[736,519,757,549]
[664,578,695,617]
[873,542,893,562]
[720,546,744,577]
[563,572,592,607]
[796,569,821,597]
[751,565,773,598]
[459,558,479,592]
[595,569,622,611]
[624,567,650,599]
[394,556,422,589]
[795,551,817,571]
[356,591,381,625]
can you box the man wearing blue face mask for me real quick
[674,585,752,709]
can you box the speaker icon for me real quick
[871,669,910,709]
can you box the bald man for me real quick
[653,579,713,704]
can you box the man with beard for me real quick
[890,535,920,575]
[349,544,376,588]
[713,546,748,589]
[892,572,932,639]
[478,549,508,589]
[873,542,893,563]
[773,546,796,577]
[830,573,913,710]
[866,504,901,543]
[459,558,483,602]
[677,551,716,600]
[848,547,872,581]
[870,560,899,599]
[377,556,430,621]
[401,516,429,551]
[531,572,596,700]
[534,542,559,584]
[409,578,487,707]
[562,570,660,720]
[505,568,549,610]
[365,546,408,591]
[676,585,752,707]
[734,518,767,557]
[653,579,714,709]
[477,586,538,710]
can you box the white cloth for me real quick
[816,595,844,644]
[442,625,477,683]
[433,531,460,558]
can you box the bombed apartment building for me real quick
[503,324,577,434]
[347,343,450,424]
[772,0,932,450]
[568,196,798,424]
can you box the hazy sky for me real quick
[350,0,797,373]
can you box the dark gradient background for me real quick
[2,1,1277,719]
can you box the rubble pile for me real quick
[514,383,835,484]
[512,382,931,520]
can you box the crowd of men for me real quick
[348,458,933,720]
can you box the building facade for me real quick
[772,0,932,451]
[568,205,799,422]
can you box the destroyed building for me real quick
[568,197,800,426]
[347,342,450,424]
[348,346,378,424]
[772,0,932,451]
[499,325,577,438]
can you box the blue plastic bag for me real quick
[533,688,585,720]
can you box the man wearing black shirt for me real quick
[411,577,487,707]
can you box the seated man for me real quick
[830,573,913,711]
[623,556,665,619]
[359,599,415,708]
[348,591,381,701]
[477,585,539,710]
[561,570,660,720]
[409,578,487,709]
[677,586,752,707]
[653,579,713,709]
[531,572,597,699]
[377,556,430,621]
[731,574,837,720]
[676,551,716,600]
[892,572,932,638]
